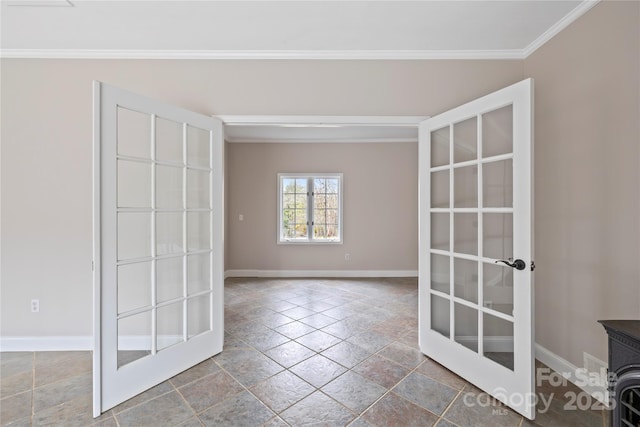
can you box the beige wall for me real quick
[2,3,638,376]
[524,0,640,364]
[226,142,418,272]
[0,59,523,337]
[1,2,637,377]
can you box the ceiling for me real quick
[1,0,598,60]
[0,0,598,142]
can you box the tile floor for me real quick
[1,277,610,426]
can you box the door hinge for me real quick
[531,261,536,272]
[92,260,95,271]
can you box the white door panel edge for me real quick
[418,79,534,419]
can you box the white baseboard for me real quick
[0,335,192,352]
[0,336,93,352]
[535,343,609,406]
[224,269,418,278]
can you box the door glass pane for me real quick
[188,253,211,295]
[117,262,151,314]
[454,166,477,208]
[483,105,513,158]
[156,117,183,163]
[187,212,211,251]
[156,212,183,256]
[188,295,211,338]
[431,294,450,338]
[453,116,477,163]
[118,213,151,260]
[454,213,478,255]
[454,303,478,352]
[454,258,478,304]
[118,311,151,368]
[431,126,449,167]
[118,160,151,208]
[483,214,513,260]
[431,253,450,294]
[483,262,514,316]
[483,159,513,208]
[157,257,183,303]
[117,107,150,159]
[187,126,210,168]
[484,313,514,370]
[431,213,449,251]
[156,165,183,209]
[187,169,210,209]
[157,302,183,351]
[431,170,449,208]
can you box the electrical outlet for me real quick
[344,253,351,262]
[31,299,39,313]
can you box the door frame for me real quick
[219,115,428,144]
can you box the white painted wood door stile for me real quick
[92,82,224,416]
[418,79,535,419]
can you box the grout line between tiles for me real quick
[173,383,203,426]
[435,387,464,427]
[12,279,607,427]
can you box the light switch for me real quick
[238,214,244,221]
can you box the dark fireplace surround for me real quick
[600,320,640,427]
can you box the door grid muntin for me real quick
[115,107,214,368]
[429,104,516,370]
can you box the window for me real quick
[278,173,343,243]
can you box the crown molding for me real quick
[0,48,526,60]
[225,137,418,144]
[0,0,601,62]
[523,0,600,58]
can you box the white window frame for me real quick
[278,173,343,244]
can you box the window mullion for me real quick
[308,177,313,241]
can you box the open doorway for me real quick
[219,115,426,278]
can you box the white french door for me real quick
[92,82,224,416]
[418,79,535,419]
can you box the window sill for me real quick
[277,239,343,245]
